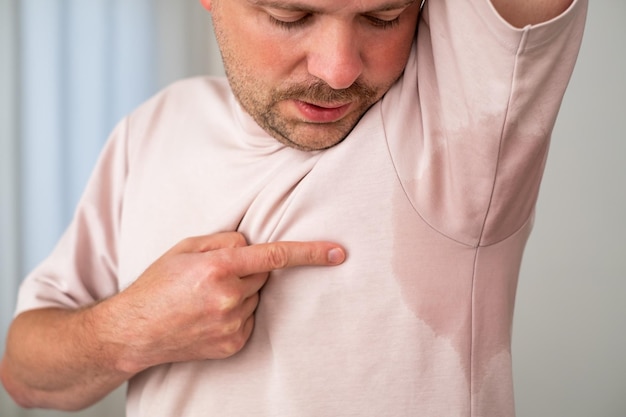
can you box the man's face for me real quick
[201,0,421,151]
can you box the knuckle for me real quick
[202,259,231,285]
[217,316,254,358]
[211,290,242,315]
[173,236,194,252]
[218,333,247,358]
[179,236,194,246]
[231,232,248,248]
[305,246,322,265]
[221,318,244,336]
[220,291,241,310]
[265,245,289,270]
[205,253,227,274]
[218,344,239,358]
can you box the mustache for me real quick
[273,80,377,104]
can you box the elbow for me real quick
[0,358,88,411]
[0,359,37,409]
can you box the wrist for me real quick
[88,297,144,376]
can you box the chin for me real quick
[274,127,351,152]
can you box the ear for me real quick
[199,0,212,11]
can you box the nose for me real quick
[306,23,364,90]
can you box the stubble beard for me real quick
[225,66,384,151]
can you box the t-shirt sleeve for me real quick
[14,119,129,315]
[383,0,588,246]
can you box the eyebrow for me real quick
[248,0,417,13]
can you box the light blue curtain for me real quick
[19,0,156,273]
[1,1,219,415]
[0,3,20,406]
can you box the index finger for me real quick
[224,241,346,277]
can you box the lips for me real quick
[292,100,352,123]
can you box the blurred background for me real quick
[0,0,624,416]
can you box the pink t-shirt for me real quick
[16,0,587,416]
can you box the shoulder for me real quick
[104,75,239,172]
[124,76,234,146]
[138,76,232,115]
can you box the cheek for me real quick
[370,12,419,78]
[364,40,413,83]
[360,20,417,83]
[238,32,301,83]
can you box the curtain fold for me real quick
[18,0,158,273]
[0,0,20,373]
[1,1,219,415]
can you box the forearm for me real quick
[0,234,346,410]
[0,305,133,411]
[490,0,574,28]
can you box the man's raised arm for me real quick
[490,0,574,28]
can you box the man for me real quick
[1,0,587,416]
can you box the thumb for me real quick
[172,232,248,254]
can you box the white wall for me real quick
[513,1,626,416]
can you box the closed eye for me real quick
[268,13,313,30]
[365,15,401,29]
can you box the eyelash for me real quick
[268,15,401,31]
[366,16,401,29]
[268,15,313,30]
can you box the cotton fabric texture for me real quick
[16,0,587,416]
